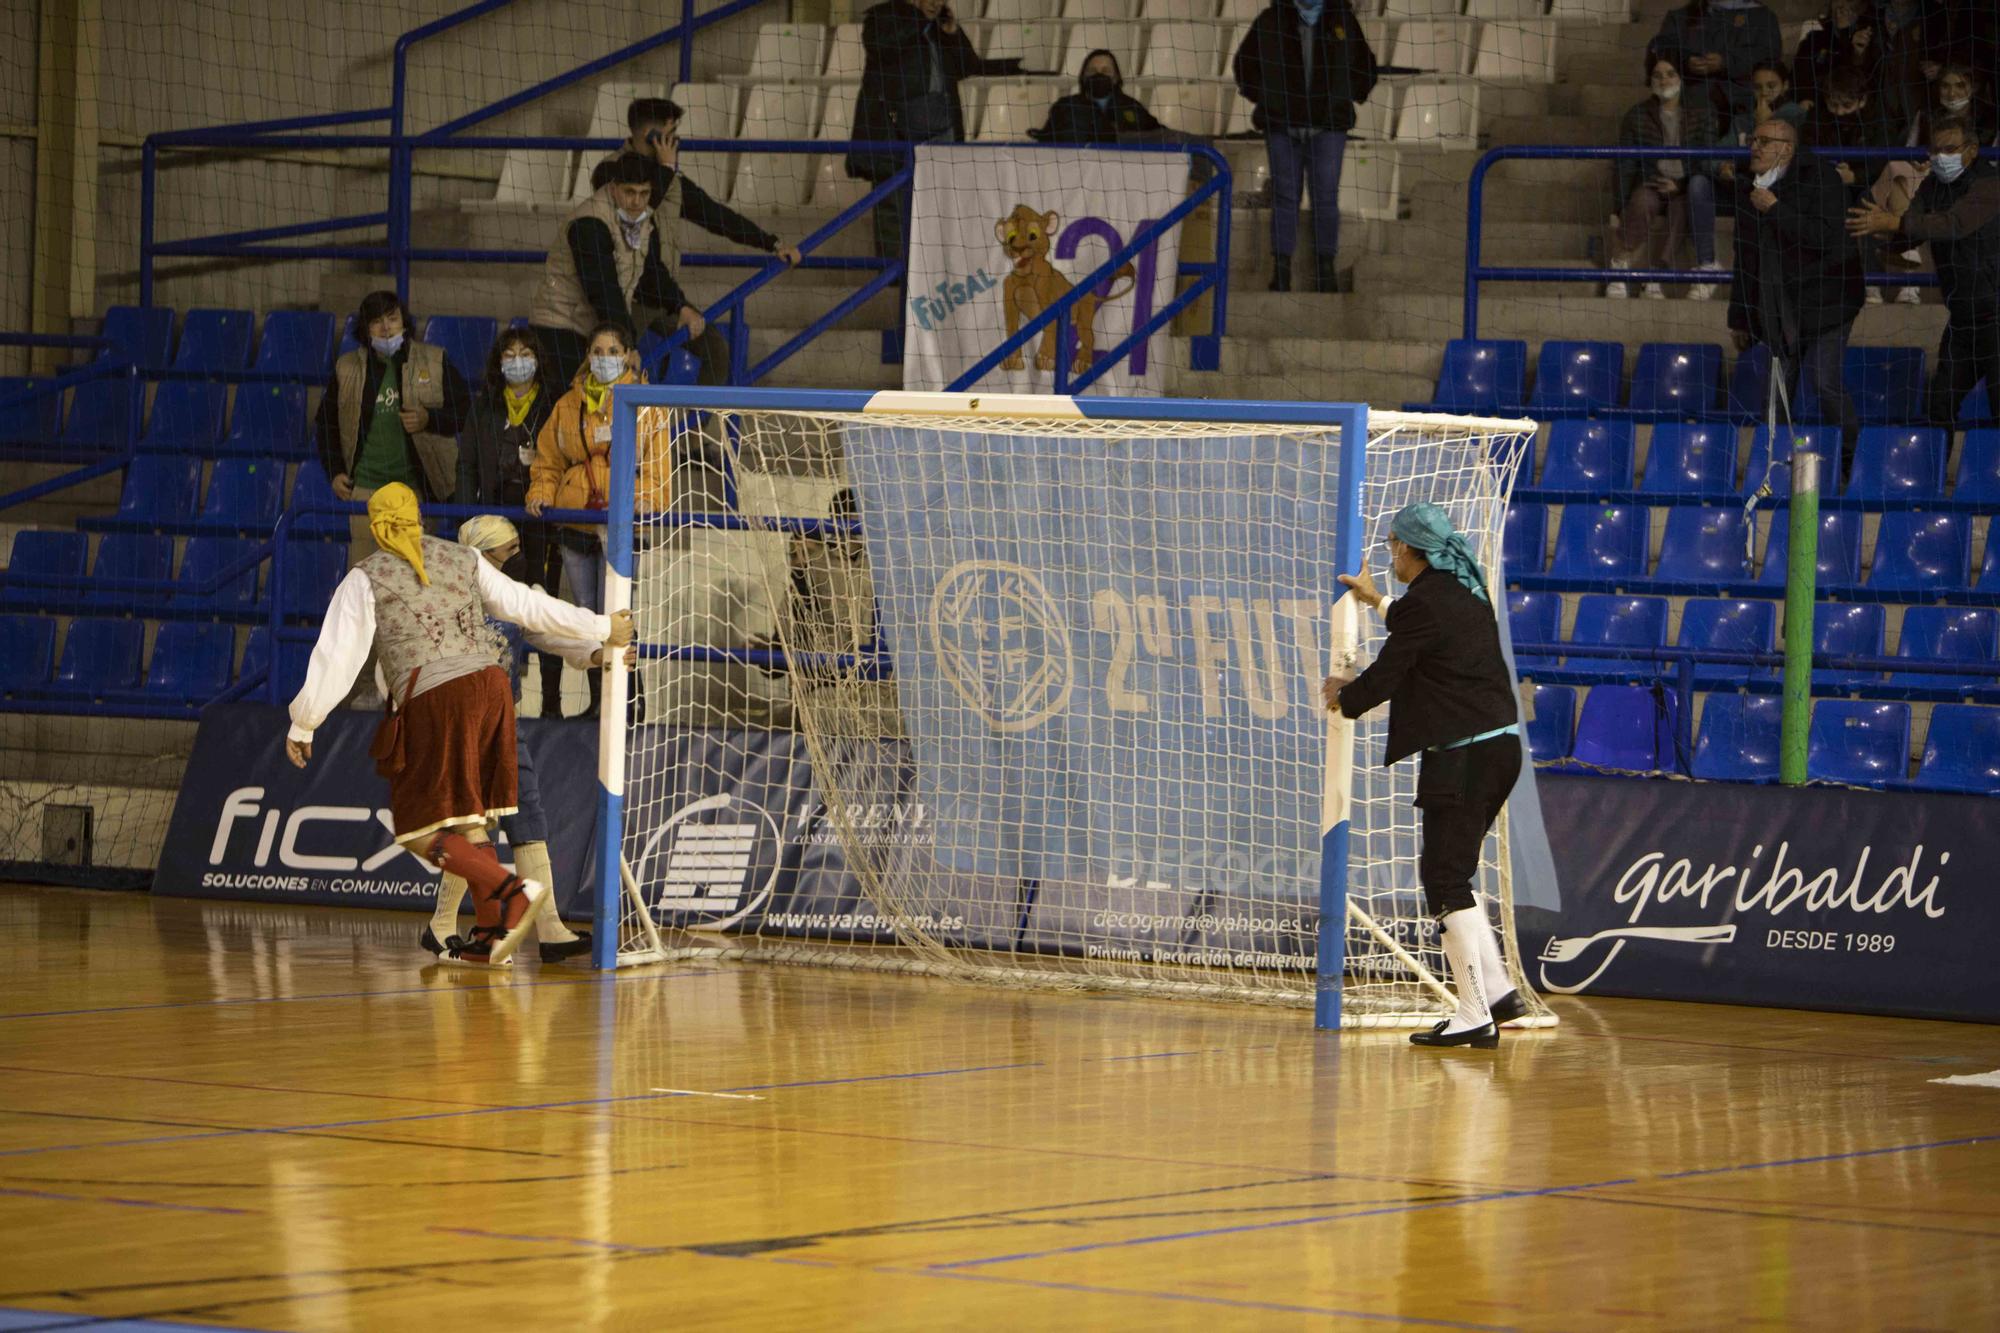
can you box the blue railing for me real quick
[1464,146,1937,339]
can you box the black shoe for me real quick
[1490,989,1528,1025]
[1410,1021,1499,1049]
[420,926,445,957]
[1314,256,1340,293]
[1269,256,1293,292]
[539,931,593,964]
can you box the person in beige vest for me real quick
[313,291,473,566]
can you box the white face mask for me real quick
[370,332,405,358]
[1656,80,1682,101]
[1942,95,1972,112]
[1754,164,1785,190]
[1932,151,1967,182]
[500,355,537,385]
[616,207,651,227]
[588,353,626,385]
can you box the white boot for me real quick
[426,873,469,954]
[1410,908,1499,1047]
[1466,897,1522,1023]
[1604,257,1631,299]
[1688,262,1723,302]
[513,841,592,961]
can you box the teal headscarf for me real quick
[1390,501,1490,604]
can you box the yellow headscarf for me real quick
[367,482,429,586]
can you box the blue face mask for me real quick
[1296,0,1324,21]
[1931,151,1966,182]
[370,332,405,359]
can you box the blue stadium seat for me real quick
[221,384,310,459]
[1846,426,1946,500]
[1691,693,1783,783]
[423,315,499,386]
[1726,345,1770,423]
[1807,700,1910,787]
[253,310,337,378]
[335,314,361,361]
[1961,380,1993,426]
[1979,537,2000,593]
[172,537,263,616]
[1572,683,1682,773]
[1914,704,2000,795]
[1867,512,1969,592]
[287,461,350,536]
[0,615,55,694]
[637,329,702,386]
[57,378,139,453]
[1566,593,1668,679]
[1428,339,1527,413]
[241,625,309,699]
[143,622,234,703]
[84,533,175,609]
[1642,422,1736,495]
[1539,420,1635,491]
[97,305,176,372]
[1845,346,1926,425]
[0,378,63,449]
[1742,424,1839,498]
[1759,510,1861,588]
[0,531,88,611]
[1893,606,1997,691]
[1502,503,1546,575]
[1528,340,1623,416]
[1954,429,2000,503]
[171,309,255,372]
[280,544,348,616]
[46,618,145,697]
[1679,597,1777,687]
[1524,684,1575,762]
[137,381,228,453]
[94,456,205,527]
[1812,602,1885,689]
[1629,343,1723,420]
[1549,504,1649,580]
[197,459,284,531]
[1653,506,1752,584]
[1508,591,1561,670]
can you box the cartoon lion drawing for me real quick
[995,205,1137,374]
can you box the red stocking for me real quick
[427,832,516,930]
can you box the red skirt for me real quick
[371,666,519,841]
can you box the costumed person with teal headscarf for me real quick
[1321,501,1528,1049]
[284,484,633,968]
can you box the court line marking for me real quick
[650,1088,765,1101]
[1568,1192,2000,1241]
[0,1303,272,1333]
[1931,1069,2000,1088]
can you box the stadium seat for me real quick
[421,316,498,386]
[1913,704,2000,795]
[1393,82,1479,146]
[335,314,361,361]
[1961,380,1993,425]
[0,531,88,611]
[1690,693,1783,783]
[1725,344,1770,422]
[1428,339,1526,414]
[1678,597,1777,687]
[144,622,234,703]
[1953,429,2000,502]
[1811,602,1885,689]
[1566,593,1669,679]
[746,21,826,78]
[98,305,176,372]
[57,378,139,453]
[196,459,284,531]
[47,618,146,697]
[172,537,263,615]
[1867,512,1969,592]
[280,544,348,617]
[221,384,311,459]
[1549,503,1648,579]
[822,22,865,80]
[138,381,229,452]
[171,309,255,372]
[253,310,337,378]
[0,615,55,694]
[1539,420,1635,491]
[1571,683,1683,773]
[736,89,817,206]
[1892,606,1997,691]
[1383,0,1460,16]
[1141,22,1225,79]
[1743,424,1839,498]
[1980,538,2000,594]
[1528,341,1624,417]
[1058,22,1141,75]
[493,148,574,206]
[1846,426,1946,500]
[1508,590,1561,670]
[1502,502,1546,575]
[1147,83,1224,137]
[287,461,350,536]
[1629,343,1723,420]
[975,83,1048,141]
[0,378,63,449]
[1337,145,1402,223]
[1471,18,1557,81]
[1758,509,1861,588]
[1142,0,1219,18]
[241,625,309,699]
[90,456,205,528]
[84,533,175,609]
[1653,506,1752,584]
[1641,422,1736,495]
[1806,700,1910,788]
[1845,346,1926,425]
[1523,683,1576,762]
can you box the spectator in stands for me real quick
[845,0,1026,261]
[1723,59,1807,154]
[1872,0,1932,132]
[1912,64,2000,148]
[1794,0,1883,112]
[316,290,472,567]
[1232,0,1379,294]
[457,327,565,721]
[528,153,725,393]
[1032,50,1168,143]
[1653,0,1784,121]
[1728,120,1866,477]
[1609,50,1725,301]
[1805,67,1897,300]
[1849,116,2000,426]
[1924,1,1998,100]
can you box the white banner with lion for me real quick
[903,145,1190,397]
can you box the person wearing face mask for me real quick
[315,290,473,568]
[1321,502,1527,1050]
[1233,0,1379,293]
[1728,118,1867,478]
[1849,117,2000,427]
[1031,50,1167,144]
[1653,0,1783,120]
[1611,49,1725,300]
[1913,66,2000,151]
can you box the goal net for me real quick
[599,387,1552,1029]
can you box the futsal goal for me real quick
[593,387,1553,1030]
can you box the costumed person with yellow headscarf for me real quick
[1321,501,1529,1049]
[284,484,634,967]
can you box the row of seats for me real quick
[1428,339,1994,426]
[1525,684,1999,793]
[0,618,300,707]
[1510,594,1997,690]
[1,530,344,620]
[1521,421,2000,502]
[1506,503,2000,594]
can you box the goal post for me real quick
[598,386,1551,1031]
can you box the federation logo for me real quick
[927,559,1074,733]
[634,793,784,931]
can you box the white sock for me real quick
[1438,908,1492,1034]
[512,842,578,944]
[431,872,468,944]
[1467,897,1516,1013]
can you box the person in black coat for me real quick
[1323,502,1526,1049]
[1727,119,1866,475]
[1232,0,1377,294]
[1032,49,1167,144]
[845,0,1025,260]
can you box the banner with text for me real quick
[903,145,1188,396]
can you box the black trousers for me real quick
[1929,309,2000,429]
[1415,733,1522,917]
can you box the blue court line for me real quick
[0,1186,250,1217]
[0,1307,269,1332]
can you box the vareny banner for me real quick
[902,144,1189,396]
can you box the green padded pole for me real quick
[1779,439,1820,786]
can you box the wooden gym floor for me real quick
[1,884,1996,1331]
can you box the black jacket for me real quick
[1614,96,1722,204]
[1031,91,1166,144]
[313,344,472,502]
[1801,100,1894,191]
[566,216,691,332]
[456,383,557,506]
[1727,151,1866,356]
[1792,19,1883,114]
[1232,1,1378,136]
[1337,567,1519,768]
[1902,155,2000,318]
[845,0,1022,180]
